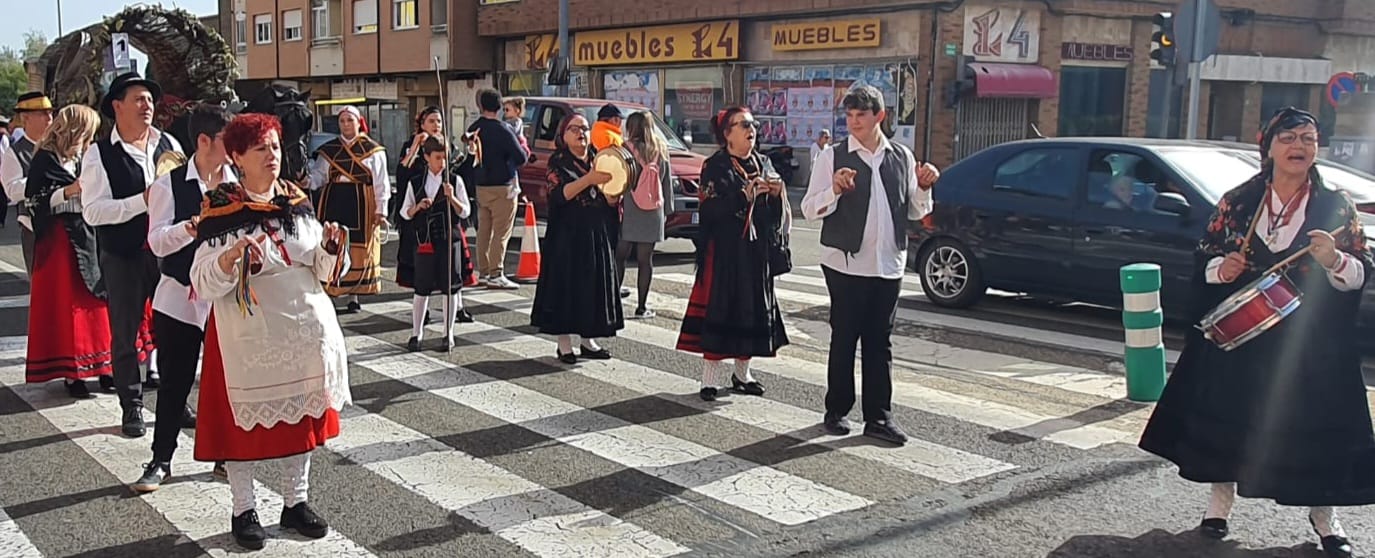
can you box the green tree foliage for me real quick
[0,29,47,115]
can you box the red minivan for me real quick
[515,97,704,242]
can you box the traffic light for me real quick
[1150,13,1176,67]
[945,55,975,108]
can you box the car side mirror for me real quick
[1155,192,1190,216]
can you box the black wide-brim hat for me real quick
[100,71,163,118]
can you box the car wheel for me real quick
[918,238,985,308]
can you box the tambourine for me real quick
[592,146,640,198]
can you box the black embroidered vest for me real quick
[94,133,174,256]
[159,163,203,286]
[821,142,911,255]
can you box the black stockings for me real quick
[616,240,655,311]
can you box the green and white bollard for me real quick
[1120,263,1166,402]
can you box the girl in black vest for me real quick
[530,113,623,363]
[399,138,472,352]
[675,106,788,401]
[23,104,112,398]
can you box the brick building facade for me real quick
[478,0,1375,169]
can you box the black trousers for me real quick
[151,311,204,462]
[100,249,159,409]
[822,266,902,423]
[20,227,33,276]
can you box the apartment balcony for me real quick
[311,35,344,77]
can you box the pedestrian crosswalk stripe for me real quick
[0,368,378,558]
[463,289,1137,450]
[331,412,690,558]
[774,269,925,299]
[0,506,42,558]
[344,329,874,526]
[359,302,1016,485]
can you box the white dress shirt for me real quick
[147,160,237,328]
[307,134,391,214]
[0,146,30,230]
[401,170,471,220]
[46,159,81,215]
[80,127,183,227]
[1205,188,1364,291]
[801,134,931,280]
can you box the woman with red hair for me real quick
[189,112,350,550]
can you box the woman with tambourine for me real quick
[675,106,789,402]
[530,113,624,363]
[399,138,473,353]
[1139,107,1375,558]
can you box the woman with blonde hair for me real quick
[22,104,115,398]
[616,111,675,319]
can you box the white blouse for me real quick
[189,186,353,430]
[1205,189,1364,291]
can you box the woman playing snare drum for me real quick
[1139,107,1375,558]
[530,114,624,363]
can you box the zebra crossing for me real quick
[0,263,1156,557]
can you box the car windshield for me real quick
[1159,148,1375,204]
[575,106,689,151]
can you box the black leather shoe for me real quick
[407,337,421,352]
[66,380,95,399]
[457,309,475,323]
[1200,517,1229,539]
[579,345,611,360]
[181,405,197,428]
[864,420,909,445]
[132,461,171,493]
[98,375,117,393]
[1312,516,1355,558]
[730,376,765,397]
[212,461,228,481]
[823,414,852,435]
[231,509,267,550]
[345,301,362,314]
[281,502,329,539]
[557,350,577,364]
[143,370,160,390]
[699,387,719,402]
[122,406,146,438]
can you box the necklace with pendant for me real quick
[1265,182,1309,245]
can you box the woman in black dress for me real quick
[399,138,472,352]
[530,113,623,363]
[676,106,788,401]
[1139,107,1375,558]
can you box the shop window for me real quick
[744,63,911,149]
[663,67,723,145]
[1260,83,1312,129]
[1058,66,1127,137]
[603,70,661,113]
[504,71,588,97]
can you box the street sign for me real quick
[111,32,131,70]
[1328,72,1359,108]
[1174,0,1219,64]
[944,43,957,56]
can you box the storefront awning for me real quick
[314,97,368,106]
[967,63,1058,99]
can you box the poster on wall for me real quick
[899,66,919,126]
[603,70,661,111]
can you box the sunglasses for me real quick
[734,120,762,130]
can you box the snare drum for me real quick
[1197,271,1302,351]
[592,146,640,198]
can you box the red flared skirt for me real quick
[25,225,113,383]
[194,313,340,462]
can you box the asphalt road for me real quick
[0,209,1371,558]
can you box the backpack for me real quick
[627,143,664,211]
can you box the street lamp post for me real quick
[56,0,63,37]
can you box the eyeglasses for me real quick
[1275,132,1319,146]
[567,125,590,133]
[734,120,762,130]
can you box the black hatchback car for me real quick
[909,138,1375,324]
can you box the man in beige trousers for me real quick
[466,88,528,289]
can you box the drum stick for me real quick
[433,55,454,350]
[1259,226,1347,276]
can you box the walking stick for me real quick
[433,56,455,352]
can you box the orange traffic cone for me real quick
[514,203,541,283]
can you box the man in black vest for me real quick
[81,72,183,438]
[133,105,234,492]
[800,86,940,446]
[1,92,55,275]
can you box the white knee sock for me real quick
[701,360,726,388]
[580,337,602,351]
[149,349,158,373]
[1311,506,1347,538]
[411,295,429,340]
[1206,482,1236,520]
[225,461,257,516]
[557,335,573,354]
[733,359,756,383]
[281,453,311,509]
[349,295,359,305]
